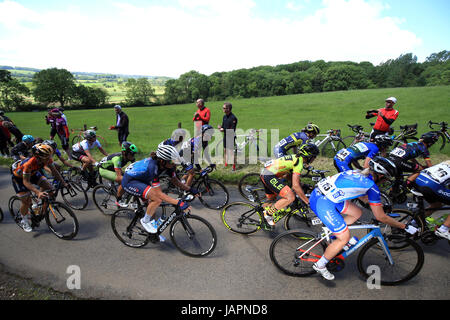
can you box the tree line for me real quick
[0,50,448,111]
[163,51,450,104]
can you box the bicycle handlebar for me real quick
[428,120,448,129]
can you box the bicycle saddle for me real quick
[399,123,417,131]
[347,124,364,132]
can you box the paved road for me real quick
[0,167,449,301]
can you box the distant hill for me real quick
[0,65,172,86]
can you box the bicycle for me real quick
[221,186,323,235]
[71,125,108,147]
[92,181,134,215]
[428,120,449,151]
[8,192,79,240]
[49,169,88,210]
[160,164,229,210]
[111,194,217,257]
[70,164,102,191]
[269,223,424,286]
[342,124,370,147]
[234,129,265,156]
[310,129,346,158]
[390,123,419,148]
[237,167,329,202]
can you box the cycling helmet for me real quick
[297,143,320,162]
[374,135,393,148]
[304,123,320,135]
[369,156,398,178]
[32,143,53,159]
[201,124,213,134]
[420,132,439,146]
[22,135,35,144]
[84,129,96,139]
[156,144,181,162]
[43,139,58,151]
[121,141,139,154]
[50,108,61,116]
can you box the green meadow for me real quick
[5,85,450,182]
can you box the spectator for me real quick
[0,117,10,157]
[1,120,24,144]
[193,99,211,135]
[0,116,13,147]
[110,105,129,146]
[58,107,68,126]
[366,97,399,141]
[46,108,70,156]
[218,102,238,171]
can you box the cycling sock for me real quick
[316,256,329,269]
[142,214,151,223]
[264,205,277,216]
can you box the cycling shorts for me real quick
[260,172,291,200]
[71,151,88,162]
[309,188,349,234]
[121,174,152,199]
[12,172,45,194]
[99,167,118,182]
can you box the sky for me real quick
[0,0,449,78]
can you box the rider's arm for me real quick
[292,173,309,205]
[371,204,406,229]
[84,149,96,164]
[58,155,73,168]
[23,173,46,198]
[98,147,108,157]
[49,163,68,187]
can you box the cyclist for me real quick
[333,135,393,173]
[10,135,35,161]
[46,108,70,155]
[260,143,319,227]
[413,160,450,240]
[98,141,138,205]
[121,145,199,239]
[41,139,74,177]
[11,144,68,232]
[309,156,419,281]
[71,129,108,187]
[273,123,320,158]
[366,97,399,141]
[387,131,439,187]
[159,128,187,148]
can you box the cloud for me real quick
[0,0,422,77]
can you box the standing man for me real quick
[366,97,399,141]
[193,99,211,135]
[110,105,129,146]
[218,102,238,171]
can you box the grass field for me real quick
[4,85,450,182]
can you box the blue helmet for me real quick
[22,135,34,144]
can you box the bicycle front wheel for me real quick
[45,202,79,240]
[283,209,323,234]
[321,139,346,158]
[357,235,424,286]
[170,214,217,257]
[381,209,424,249]
[61,181,88,210]
[8,196,22,227]
[238,173,265,202]
[269,229,325,277]
[93,184,118,215]
[111,209,149,248]
[197,178,229,210]
[71,135,82,146]
[221,202,263,234]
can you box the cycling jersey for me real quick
[99,153,125,171]
[273,132,309,158]
[262,155,305,177]
[310,170,382,234]
[389,141,430,161]
[334,142,379,172]
[72,139,102,153]
[10,142,32,161]
[414,161,450,205]
[12,156,53,179]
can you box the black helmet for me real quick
[42,139,58,151]
[374,135,393,148]
[369,156,398,178]
[121,141,138,154]
[297,143,320,163]
[420,132,439,146]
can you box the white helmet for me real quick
[385,97,397,104]
[156,144,181,162]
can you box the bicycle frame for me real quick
[297,225,394,265]
[313,129,342,148]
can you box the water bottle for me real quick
[31,203,39,215]
[343,236,359,251]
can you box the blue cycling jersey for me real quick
[334,142,379,164]
[123,158,175,185]
[316,170,381,205]
[161,138,180,147]
[389,141,430,160]
[274,132,309,153]
[415,161,450,204]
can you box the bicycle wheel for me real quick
[392,136,418,149]
[238,173,265,202]
[380,209,424,249]
[427,131,446,153]
[196,178,229,210]
[221,202,263,234]
[111,208,149,248]
[357,235,424,286]
[93,184,118,215]
[269,229,326,277]
[69,170,90,192]
[283,209,323,234]
[342,136,356,147]
[71,135,82,146]
[170,214,217,257]
[9,195,24,226]
[321,139,346,158]
[60,181,88,210]
[45,202,79,240]
[0,207,3,222]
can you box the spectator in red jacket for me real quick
[366,97,399,141]
[193,99,211,136]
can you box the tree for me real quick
[73,84,109,107]
[32,68,76,107]
[125,78,156,106]
[0,70,30,111]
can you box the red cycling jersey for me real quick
[371,107,399,132]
